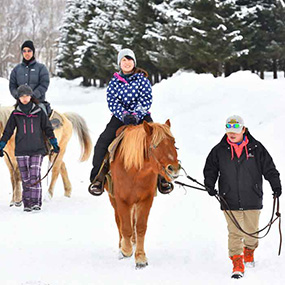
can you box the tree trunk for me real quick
[99,79,105,88]
[260,70,264,80]
[273,59,277,79]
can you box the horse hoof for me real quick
[10,202,15,207]
[44,192,52,202]
[118,250,132,260]
[15,201,22,207]
[135,262,148,269]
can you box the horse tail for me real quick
[63,112,92,162]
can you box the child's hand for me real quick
[0,141,6,157]
[49,137,60,153]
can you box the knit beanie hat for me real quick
[117,48,136,67]
[21,40,35,54]
[17,85,33,98]
[225,115,244,134]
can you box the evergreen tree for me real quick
[56,0,85,80]
[236,0,280,78]
[190,0,242,77]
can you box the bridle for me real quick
[148,142,180,180]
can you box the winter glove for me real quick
[0,141,6,157]
[122,111,139,125]
[207,186,217,196]
[49,137,60,153]
[273,187,282,198]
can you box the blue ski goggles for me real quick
[226,123,242,129]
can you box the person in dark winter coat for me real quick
[203,115,282,279]
[89,48,173,196]
[0,85,60,212]
[9,40,52,116]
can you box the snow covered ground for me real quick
[0,71,284,284]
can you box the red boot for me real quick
[230,255,244,279]
[244,247,255,268]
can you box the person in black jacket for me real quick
[9,40,52,116]
[0,85,60,212]
[203,115,281,279]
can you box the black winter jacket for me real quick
[0,104,55,156]
[9,60,50,102]
[203,131,281,210]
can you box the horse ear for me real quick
[143,121,153,135]
[165,119,171,127]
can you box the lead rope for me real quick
[3,150,59,187]
[175,166,282,255]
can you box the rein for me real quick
[3,150,59,187]
[175,167,282,256]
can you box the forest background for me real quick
[1,0,285,86]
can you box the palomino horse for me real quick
[0,105,92,206]
[107,120,180,269]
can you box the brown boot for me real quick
[244,247,255,268]
[230,254,244,279]
[88,180,104,196]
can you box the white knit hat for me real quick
[117,48,136,67]
[225,115,244,134]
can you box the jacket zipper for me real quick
[23,119,26,134]
[31,118,34,133]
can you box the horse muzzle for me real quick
[165,163,181,180]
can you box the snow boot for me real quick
[230,254,244,279]
[244,247,255,268]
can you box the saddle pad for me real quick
[108,130,125,163]
[50,110,63,129]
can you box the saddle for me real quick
[49,110,63,130]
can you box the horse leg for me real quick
[108,196,122,249]
[47,156,62,199]
[134,197,154,269]
[117,202,133,258]
[8,164,22,207]
[59,161,72,197]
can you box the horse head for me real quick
[143,119,181,182]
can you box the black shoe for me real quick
[88,181,104,196]
[32,205,41,212]
[24,207,32,212]
[157,176,174,194]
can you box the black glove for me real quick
[0,141,6,157]
[207,186,217,196]
[273,187,282,198]
[122,111,138,125]
[49,137,60,153]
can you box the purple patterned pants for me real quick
[16,155,44,208]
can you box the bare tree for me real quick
[0,0,65,78]
[0,0,27,78]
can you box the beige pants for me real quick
[224,210,261,257]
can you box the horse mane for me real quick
[119,122,174,170]
[0,106,13,134]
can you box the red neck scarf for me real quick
[226,136,249,160]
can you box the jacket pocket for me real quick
[252,184,263,198]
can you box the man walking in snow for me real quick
[9,40,52,116]
[203,115,282,279]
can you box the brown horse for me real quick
[107,120,180,269]
[0,105,92,206]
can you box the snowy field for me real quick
[0,71,284,285]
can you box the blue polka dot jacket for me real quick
[107,72,152,121]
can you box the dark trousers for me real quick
[90,114,152,182]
